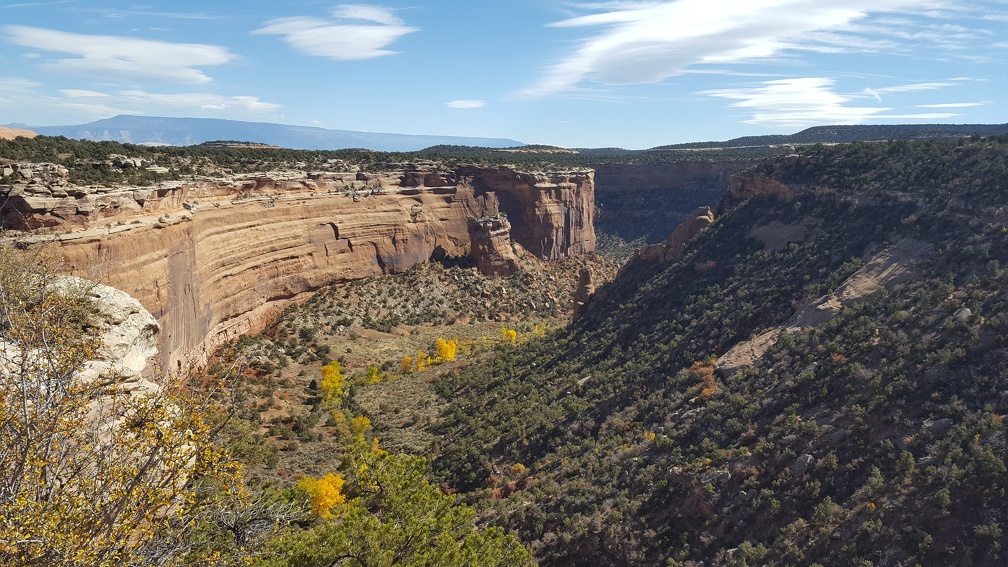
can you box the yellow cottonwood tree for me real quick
[350,415,372,437]
[320,360,345,406]
[414,350,428,372]
[298,473,346,520]
[435,338,458,362]
[257,437,533,567]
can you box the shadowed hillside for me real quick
[433,137,1008,566]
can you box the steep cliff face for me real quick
[591,160,756,248]
[3,164,594,370]
[459,167,595,260]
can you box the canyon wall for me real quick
[2,165,594,370]
[591,160,757,245]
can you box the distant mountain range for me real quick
[11,117,1008,153]
[653,123,1008,150]
[16,115,525,152]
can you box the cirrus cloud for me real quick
[61,89,280,113]
[0,78,280,124]
[253,4,417,61]
[2,25,234,84]
[704,77,889,128]
[523,0,955,97]
[703,77,963,128]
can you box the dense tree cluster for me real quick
[433,137,1008,565]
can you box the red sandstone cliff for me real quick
[458,167,595,260]
[2,164,594,370]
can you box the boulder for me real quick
[790,454,815,476]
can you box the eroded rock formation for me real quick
[634,206,715,263]
[468,214,518,276]
[572,268,595,321]
[2,164,595,370]
[717,171,791,215]
[459,167,595,260]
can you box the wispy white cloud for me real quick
[864,87,882,102]
[447,100,486,109]
[703,77,889,128]
[2,25,234,84]
[0,79,279,122]
[917,101,988,107]
[76,89,280,113]
[61,89,110,98]
[253,4,417,61]
[3,1,75,8]
[97,10,226,21]
[523,0,956,97]
[331,4,403,25]
[702,77,971,128]
[862,78,970,103]
[873,81,961,93]
[0,77,42,92]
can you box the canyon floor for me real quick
[212,249,619,482]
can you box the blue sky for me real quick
[1,1,1006,148]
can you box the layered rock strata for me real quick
[2,164,595,370]
[467,214,519,276]
[458,167,595,260]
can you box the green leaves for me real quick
[259,437,533,567]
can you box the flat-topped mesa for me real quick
[467,213,519,277]
[1,162,595,370]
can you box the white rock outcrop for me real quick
[60,277,161,393]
